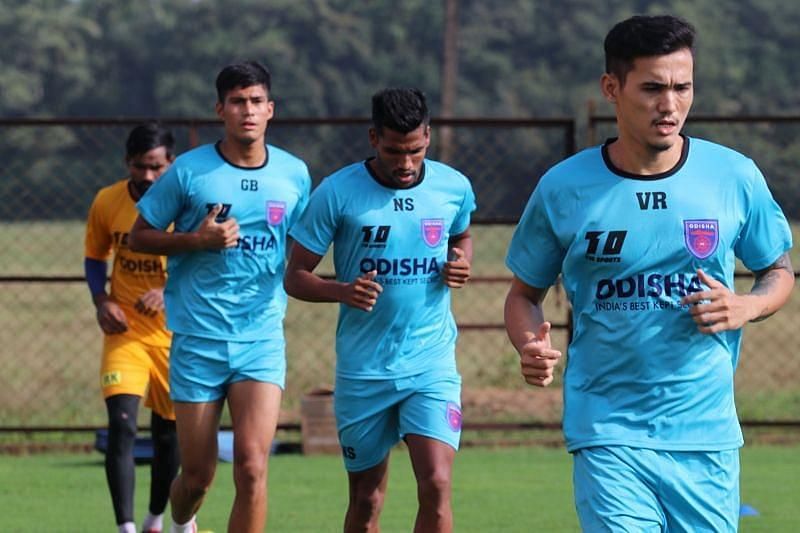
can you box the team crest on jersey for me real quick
[266,201,286,225]
[446,402,462,431]
[683,219,719,259]
[421,219,445,247]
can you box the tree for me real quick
[0,0,99,116]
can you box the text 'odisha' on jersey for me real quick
[595,272,702,300]
[359,256,441,277]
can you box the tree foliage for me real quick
[4,0,800,219]
[3,0,800,119]
[0,0,99,115]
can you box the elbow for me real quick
[128,228,155,253]
[283,273,298,298]
[283,270,319,302]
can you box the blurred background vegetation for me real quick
[4,0,800,219]
[2,0,800,119]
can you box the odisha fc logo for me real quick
[446,402,462,431]
[421,219,445,247]
[683,219,719,259]
[266,201,286,225]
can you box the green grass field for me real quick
[0,444,797,532]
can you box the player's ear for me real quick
[600,73,619,103]
[368,127,379,148]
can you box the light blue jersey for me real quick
[137,143,310,342]
[506,137,791,452]
[290,159,476,379]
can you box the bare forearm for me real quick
[129,227,203,255]
[284,270,346,303]
[504,291,547,353]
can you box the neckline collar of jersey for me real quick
[601,135,689,181]
[364,158,427,190]
[214,141,269,170]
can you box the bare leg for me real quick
[406,434,456,533]
[344,457,390,533]
[226,380,282,533]
[170,400,224,524]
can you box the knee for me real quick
[417,468,452,503]
[351,485,385,518]
[151,418,177,450]
[108,410,137,442]
[233,452,268,494]
[179,464,216,498]
[106,395,139,443]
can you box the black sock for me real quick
[149,411,179,515]
[105,394,140,525]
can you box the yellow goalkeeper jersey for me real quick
[85,179,170,346]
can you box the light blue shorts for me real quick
[334,369,462,472]
[573,446,740,532]
[169,333,286,402]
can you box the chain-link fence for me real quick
[1,116,797,434]
[0,117,573,431]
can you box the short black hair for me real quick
[125,122,175,159]
[371,88,430,134]
[215,61,272,103]
[604,15,695,83]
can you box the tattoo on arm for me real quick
[750,252,794,321]
[753,253,793,288]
